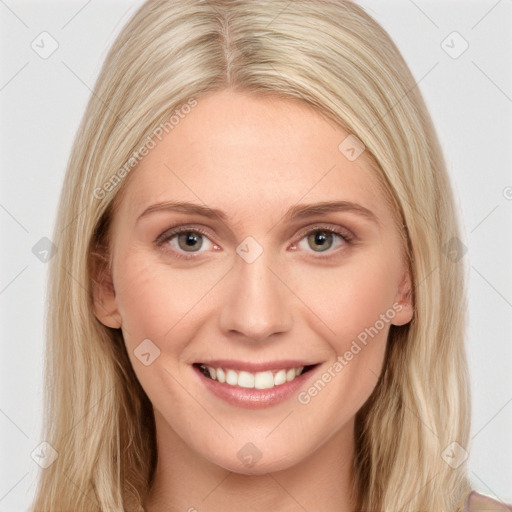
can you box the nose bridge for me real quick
[219,248,293,341]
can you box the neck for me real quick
[144,411,356,512]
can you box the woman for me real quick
[30,0,511,511]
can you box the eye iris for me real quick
[308,230,333,252]
[178,232,203,251]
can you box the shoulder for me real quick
[463,491,512,511]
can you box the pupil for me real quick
[178,232,202,251]
[309,231,332,252]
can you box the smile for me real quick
[193,361,319,409]
[196,363,312,389]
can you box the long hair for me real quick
[31,1,471,510]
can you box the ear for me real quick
[391,265,414,326]
[91,251,122,329]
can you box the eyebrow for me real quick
[137,200,379,225]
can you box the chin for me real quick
[218,455,299,476]
[199,439,302,476]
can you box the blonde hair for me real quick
[31,0,471,510]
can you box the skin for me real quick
[93,89,413,512]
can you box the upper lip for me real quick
[194,360,319,372]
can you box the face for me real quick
[94,89,413,475]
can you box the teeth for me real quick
[254,370,274,389]
[226,369,238,386]
[199,364,307,389]
[274,369,287,386]
[216,367,226,383]
[238,371,255,388]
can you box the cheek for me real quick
[112,251,227,347]
[290,254,400,411]
[111,253,218,417]
[291,252,400,348]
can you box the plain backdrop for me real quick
[1,1,511,510]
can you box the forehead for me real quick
[119,90,388,223]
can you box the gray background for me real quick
[1,1,511,510]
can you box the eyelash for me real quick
[154,224,354,261]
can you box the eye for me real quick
[155,226,219,259]
[155,224,353,260]
[291,226,352,257]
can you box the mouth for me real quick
[192,361,320,408]
[194,363,317,389]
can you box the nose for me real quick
[218,252,293,343]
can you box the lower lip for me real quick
[194,366,318,409]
